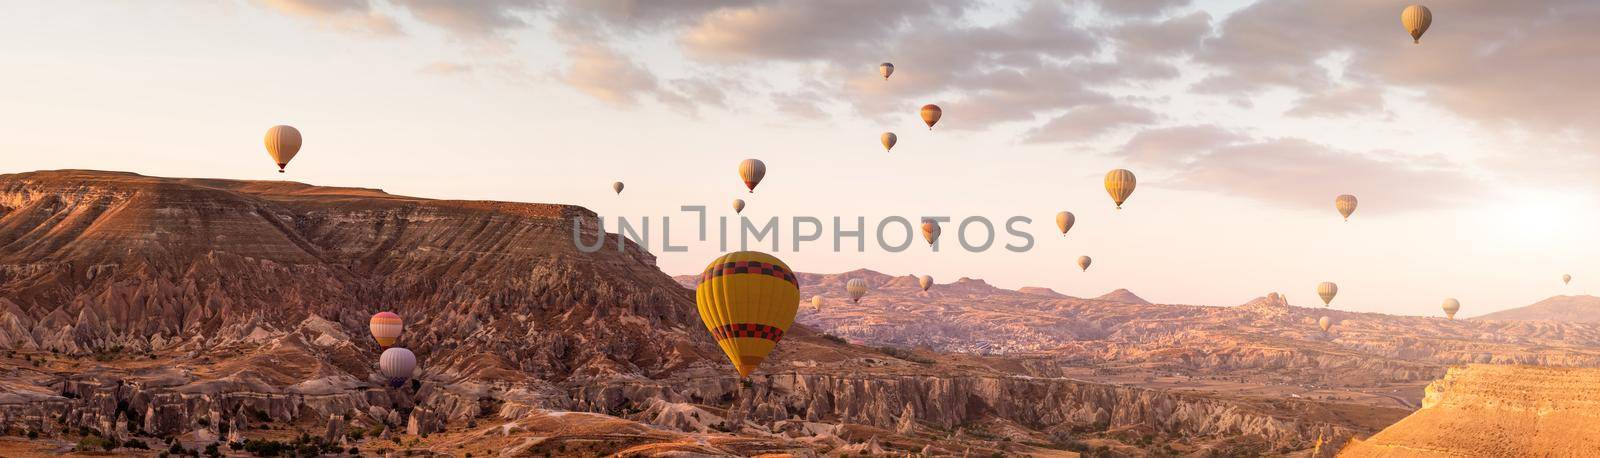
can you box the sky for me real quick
[2,1,1598,316]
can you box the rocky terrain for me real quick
[1473,295,1600,323]
[0,170,1394,456]
[1340,364,1600,456]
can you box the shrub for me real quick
[124,439,150,449]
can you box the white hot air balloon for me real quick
[379,347,417,388]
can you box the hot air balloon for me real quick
[1564,274,1572,285]
[1442,298,1460,320]
[881,132,897,152]
[613,181,625,195]
[921,220,941,246]
[920,104,942,130]
[847,278,868,303]
[1055,211,1075,237]
[1077,256,1092,272]
[1318,316,1333,333]
[694,251,800,378]
[918,275,934,292]
[1105,169,1136,209]
[879,62,894,80]
[733,199,746,214]
[812,295,823,311]
[264,125,302,173]
[1336,195,1358,221]
[1317,282,1338,307]
[379,347,416,388]
[369,312,403,348]
[739,159,766,193]
[1401,5,1432,44]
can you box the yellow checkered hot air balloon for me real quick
[695,252,800,378]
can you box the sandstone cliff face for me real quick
[0,171,1382,455]
[1340,364,1600,457]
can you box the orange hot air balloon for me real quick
[739,159,766,193]
[881,132,897,152]
[920,104,942,130]
[921,219,941,246]
[1104,169,1136,209]
[695,251,800,378]
[370,312,403,348]
[264,125,302,173]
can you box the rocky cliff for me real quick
[1340,364,1600,456]
[0,170,1408,455]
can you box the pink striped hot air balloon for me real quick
[369,312,403,348]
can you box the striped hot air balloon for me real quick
[847,278,868,303]
[1336,194,1358,221]
[369,312,403,348]
[379,347,416,388]
[1401,5,1432,44]
[694,252,800,378]
[263,125,302,173]
[1317,282,1338,307]
[1104,169,1136,209]
[739,159,766,193]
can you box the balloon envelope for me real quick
[1055,211,1075,236]
[1317,282,1338,306]
[881,132,897,152]
[920,104,942,130]
[1401,4,1432,44]
[879,62,894,80]
[379,347,416,386]
[739,159,766,193]
[264,125,302,173]
[1336,195,1358,221]
[733,199,745,214]
[369,312,403,348]
[1104,169,1136,209]
[1318,316,1333,332]
[921,220,941,246]
[847,278,868,303]
[613,182,624,195]
[812,295,823,311]
[1077,256,1092,272]
[1442,298,1460,319]
[694,251,800,378]
[918,275,933,292]
[1564,274,1572,285]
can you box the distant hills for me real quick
[1475,295,1600,323]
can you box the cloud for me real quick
[388,0,536,39]
[1091,0,1192,18]
[1200,0,1600,134]
[1026,103,1160,143]
[418,61,473,76]
[561,41,660,106]
[1118,125,1480,212]
[254,0,400,35]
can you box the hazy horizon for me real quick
[4,1,1597,316]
